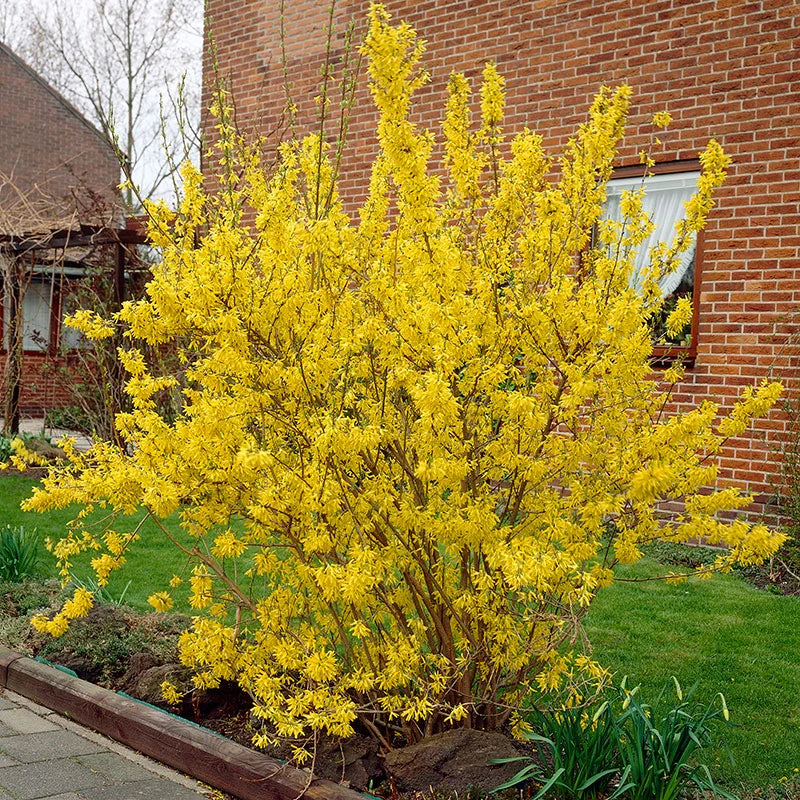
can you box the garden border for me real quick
[0,645,367,800]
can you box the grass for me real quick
[3,472,798,794]
[0,474,194,610]
[585,555,800,795]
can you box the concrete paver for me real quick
[40,795,85,800]
[0,758,107,799]
[38,795,83,800]
[0,730,106,763]
[75,752,155,783]
[0,708,60,735]
[0,690,213,800]
[79,778,214,800]
[0,724,18,740]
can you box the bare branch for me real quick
[6,0,202,210]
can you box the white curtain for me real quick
[3,282,52,351]
[603,171,700,295]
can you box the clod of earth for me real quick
[122,659,191,705]
[22,438,66,463]
[383,728,523,794]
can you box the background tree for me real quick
[1,0,203,210]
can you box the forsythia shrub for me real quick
[25,5,784,748]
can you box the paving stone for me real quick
[0,757,108,799]
[0,722,18,738]
[37,795,83,800]
[0,693,208,798]
[77,752,156,783]
[0,730,107,763]
[79,778,209,799]
[0,708,60,735]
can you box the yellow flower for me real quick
[665,296,692,338]
[62,587,93,619]
[480,62,505,131]
[64,309,115,340]
[147,592,174,612]
[652,110,672,129]
[161,680,183,705]
[211,530,246,559]
[47,615,70,638]
[20,3,781,744]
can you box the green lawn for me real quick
[585,557,800,793]
[4,472,799,793]
[0,474,193,610]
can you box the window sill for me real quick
[650,344,696,368]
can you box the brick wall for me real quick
[203,0,800,515]
[0,44,120,216]
[14,353,76,415]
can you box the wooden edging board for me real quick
[0,645,367,800]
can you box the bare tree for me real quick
[4,0,203,210]
[0,4,27,52]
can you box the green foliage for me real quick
[0,431,60,467]
[492,703,627,799]
[616,678,736,800]
[640,540,720,570]
[585,559,800,792]
[0,524,40,582]
[0,578,61,616]
[492,680,736,800]
[0,578,65,656]
[0,476,192,612]
[37,603,187,685]
[44,405,94,434]
[69,573,133,606]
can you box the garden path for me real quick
[13,419,93,452]
[0,689,214,800]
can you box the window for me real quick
[3,280,57,352]
[1,264,89,353]
[603,161,703,362]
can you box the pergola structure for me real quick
[0,222,148,434]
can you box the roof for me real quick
[0,40,114,155]
[0,223,147,255]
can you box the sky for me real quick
[0,0,205,207]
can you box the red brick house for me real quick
[202,1,800,517]
[0,42,120,217]
[0,41,122,418]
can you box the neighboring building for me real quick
[0,42,120,217]
[0,41,121,417]
[202,1,800,517]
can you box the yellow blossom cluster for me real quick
[31,586,93,637]
[23,5,784,742]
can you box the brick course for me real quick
[203,0,800,516]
